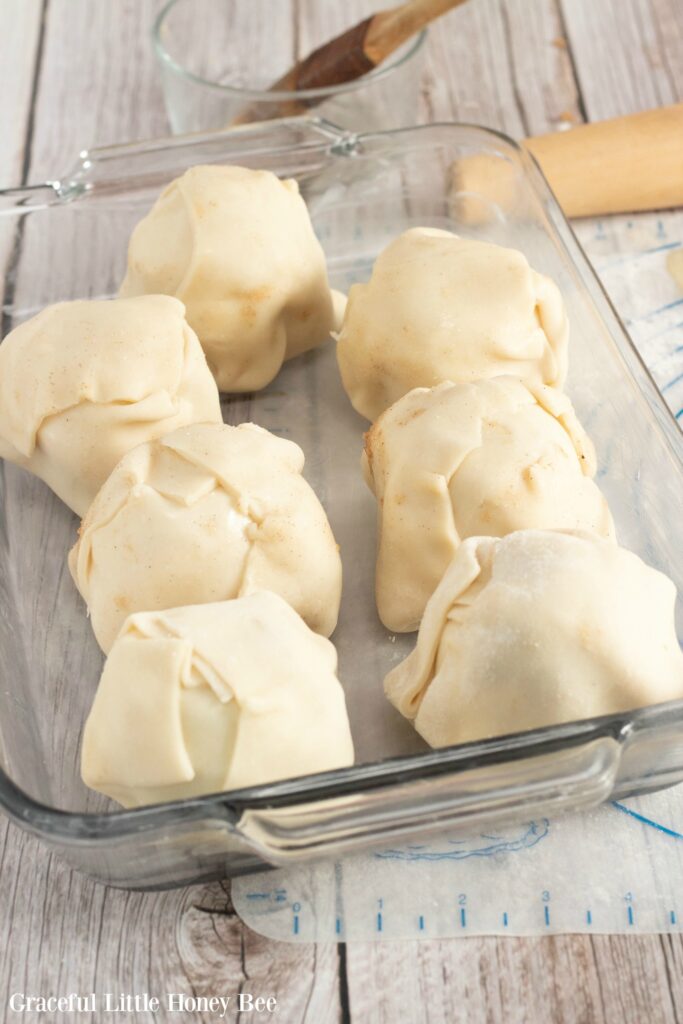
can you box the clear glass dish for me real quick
[0,118,681,890]
[153,0,426,134]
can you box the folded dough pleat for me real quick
[337,228,569,421]
[364,378,614,632]
[383,538,489,721]
[69,422,342,651]
[120,165,334,393]
[385,531,683,748]
[0,295,221,515]
[82,593,354,807]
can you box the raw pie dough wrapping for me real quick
[0,295,221,516]
[336,227,569,421]
[120,164,334,392]
[364,378,615,632]
[385,530,683,748]
[69,421,342,652]
[81,592,355,807]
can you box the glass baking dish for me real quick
[0,118,681,890]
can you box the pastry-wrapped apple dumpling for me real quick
[69,421,342,652]
[364,377,614,632]
[385,530,683,748]
[0,295,221,516]
[81,593,355,807]
[337,228,569,421]
[120,165,334,392]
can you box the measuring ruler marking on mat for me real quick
[233,792,683,940]
[240,886,677,940]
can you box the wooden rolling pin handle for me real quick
[524,104,683,218]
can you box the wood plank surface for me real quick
[0,0,43,188]
[419,0,581,132]
[560,0,683,119]
[343,933,683,1024]
[26,0,167,181]
[1,2,683,1023]
[0,0,43,311]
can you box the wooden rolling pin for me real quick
[454,104,683,219]
[524,104,683,217]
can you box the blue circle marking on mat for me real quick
[374,819,550,861]
[611,801,683,840]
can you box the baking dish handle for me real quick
[234,735,621,863]
[0,117,353,207]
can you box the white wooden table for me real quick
[1,2,682,1021]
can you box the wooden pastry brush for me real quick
[235,0,470,122]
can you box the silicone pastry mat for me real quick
[233,790,683,939]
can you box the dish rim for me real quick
[0,115,681,851]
